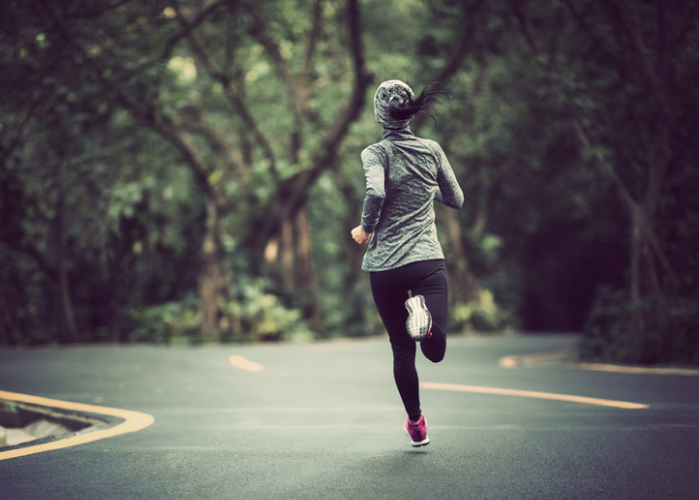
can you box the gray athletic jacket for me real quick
[360,128,464,272]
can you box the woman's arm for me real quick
[359,148,386,232]
[435,145,464,209]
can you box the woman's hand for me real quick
[351,225,372,245]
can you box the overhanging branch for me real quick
[247,0,373,258]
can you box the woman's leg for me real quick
[370,260,450,421]
[412,261,449,363]
[370,270,421,422]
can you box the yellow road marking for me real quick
[499,349,570,368]
[229,355,264,372]
[575,362,699,377]
[499,349,699,376]
[421,382,649,409]
[0,390,154,461]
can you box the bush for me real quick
[128,281,317,344]
[579,287,699,365]
[220,280,314,343]
[450,289,517,333]
[128,296,200,344]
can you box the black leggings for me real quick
[370,259,448,421]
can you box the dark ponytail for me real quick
[388,82,451,124]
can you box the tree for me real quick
[511,0,699,361]
[1,0,696,364]
[1,0,373,341]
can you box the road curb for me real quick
[0,391,154,461]
[0,397,121,453]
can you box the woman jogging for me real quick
[351,79,464,447]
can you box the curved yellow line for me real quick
[0,390,154,461]
[421,382,649,409]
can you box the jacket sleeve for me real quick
[360,147,385,233]
[434,144,464,209]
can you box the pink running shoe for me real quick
[404,414,430,447]
[405,295,432,341]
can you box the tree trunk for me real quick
[442,208,481,304]
[281,216,295,291]
[52,173,78,343]
[271,208,322,331]
[198,199,231,339]
[0,279,23,346]
[295,208,322,331]
[106,248,120,343]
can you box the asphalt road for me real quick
[1,334,698,499]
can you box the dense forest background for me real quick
[1,0,697,364]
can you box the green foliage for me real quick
[1,402,20,414]
[128,281,315,345]
[0,0,697,366]
[451,289,517,333]
[221,280,314,343]
[129,297,200,345]
[580,288,699,366]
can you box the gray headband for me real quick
[374,80,414,130]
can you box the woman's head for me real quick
[373,80,451,130]
[374,80,415,130]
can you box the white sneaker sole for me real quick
[405,295,432,341]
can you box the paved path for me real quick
[1,334,698,499]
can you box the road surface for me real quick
[1,334,698,499]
